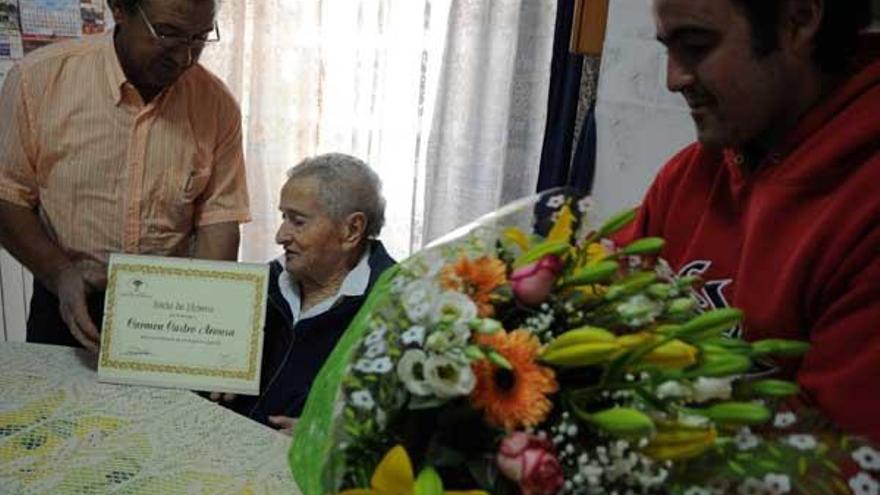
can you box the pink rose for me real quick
[509,255,563,306]
[497,432,564,495]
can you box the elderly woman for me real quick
[227,153,395,432]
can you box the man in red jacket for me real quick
[624,0,879,441]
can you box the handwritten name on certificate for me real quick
[98,254,269,395]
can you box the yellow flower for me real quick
[615,332,698,370]
[547,204,575,243]
[642,423,717,461]
[340,445,488,495]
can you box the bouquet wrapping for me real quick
[290,190,877,495]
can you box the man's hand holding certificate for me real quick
[97,254,268,395]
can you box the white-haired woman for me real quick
[226,153,395,433]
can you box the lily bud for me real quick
[693,402,772,426]
[587,407,656,439]
[750,339,810,357]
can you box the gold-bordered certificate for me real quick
[98,254,269,395]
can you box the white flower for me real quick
[402,280,436,322]
[656,380,693,400]
[411,251,446,278]
[692,377,734,403]
[854,446,880,471]
[355,357,393,374]
[425,331,454,353]
[784,434,817,451]
[763,474,790,495]
[684,487,712,495]
[431,291,478,329]
[773,411,797,429]
[349,390,375,410]
[353,359,374,373]
[369,357,393,374]
[400,325,426,347]
[363,341,386,359]
[577,196,595,214]
[735,427,760,451]
[850,472,880,495]
[546,194,566,208]
[424,354,476,398]
[706,477,732,495]
[738,477,769,495]
[396,350,431,396]
[364,325,387,347]
[616,294,663,327]
[389,275,409,294]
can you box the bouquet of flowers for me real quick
[290,190,878,495]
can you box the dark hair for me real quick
[106,0,143,14]
[731,0,872,73]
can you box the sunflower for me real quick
[470,330,558,430]
[439,255,507,317]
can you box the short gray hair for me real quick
[287,153,386,238]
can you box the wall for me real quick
[0,250,31,342]
[590,0,694,220]
[590,0,880,219]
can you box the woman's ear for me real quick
[341,212,367,250]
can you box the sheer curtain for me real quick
[200,0,556,262]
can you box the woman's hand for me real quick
[268,415,299,436]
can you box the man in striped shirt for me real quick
[0,0,250,351]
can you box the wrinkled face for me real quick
[275,177,347,283]
[113,0,216,91]
[654,0,799,150]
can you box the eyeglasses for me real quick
[137,5,220,50]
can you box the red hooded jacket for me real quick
[623,59,880,442]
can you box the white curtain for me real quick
[200,0,556,262]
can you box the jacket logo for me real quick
[678,260,740,338]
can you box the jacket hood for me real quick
[724,59,880,184]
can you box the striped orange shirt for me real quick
[0,31,250,279]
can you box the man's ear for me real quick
[781,0,823,54]
[341,212,367,250]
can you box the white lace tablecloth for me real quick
[0,342,300,495]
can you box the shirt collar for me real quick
[101,29,128,106]
[277,246,372,326]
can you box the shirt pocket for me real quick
[174,146,213,205]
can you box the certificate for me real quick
[98,254,269,395]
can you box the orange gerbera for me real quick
[470,330,558,430]
[439,256,507,317]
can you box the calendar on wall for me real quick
[0,0,108,87]
[19,0,81,37]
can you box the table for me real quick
[0,343,300,495]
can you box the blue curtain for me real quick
[535,0,597,195]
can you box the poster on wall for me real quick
[19,0,81,38]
